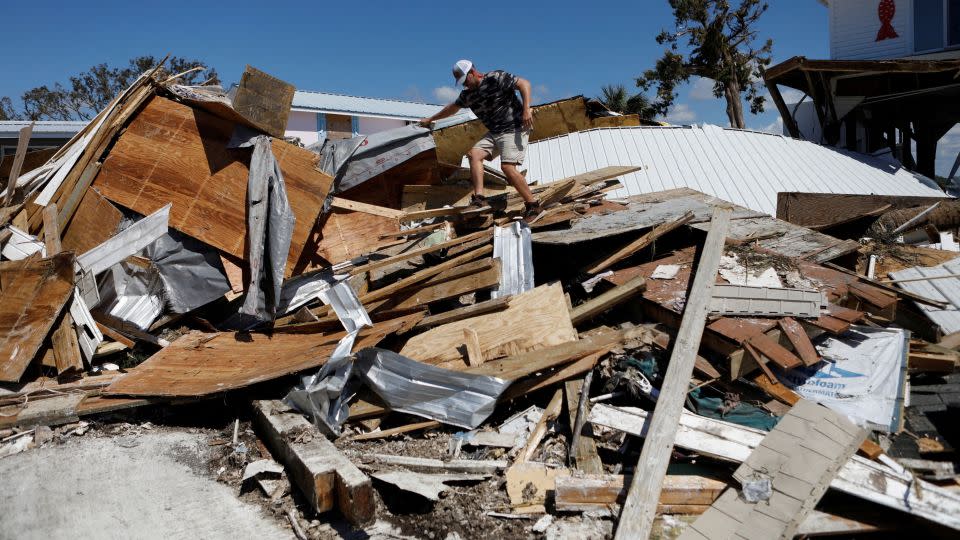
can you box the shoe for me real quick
[523,200,544,222]
[468,193,487,208]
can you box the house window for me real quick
[914,0,960,51]
[950,0,960,45]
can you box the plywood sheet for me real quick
[104,313,420,397]
[314,208,401,266]
[0,253,76,382]
[61,187,123,255]
[231,65,295,139]
[92,95,333,274]
[399,282,578,369]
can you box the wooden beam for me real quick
[584,211,694,274]
[389,258,500,310]
[570,275,646,326]
[565,376,603,474]
[822,261,947,309]
[251,400,374,526]
[463,328,484,366]
[348,229,491,276]
[330,197,404,219]
[41,203,62,255]
[517,389,563,463]
[3,123,32,206]
[765,81,801,138]
[778,317,820,366]
[614,206,731,540]
[412,296,510,330]
[555,474,726,512]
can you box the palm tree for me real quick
[599,84,656,119]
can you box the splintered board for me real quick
[399,282,578,369]
[104,313,420,397]
[92,95,333,274]
[0,253,76,382]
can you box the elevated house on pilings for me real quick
[764,0,960,180]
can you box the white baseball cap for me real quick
[453,59,473,86]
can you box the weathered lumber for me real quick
[555,474,726,512]
[3,124,32,205]
[681,400,866,540]
[615,205,731,540]
[823,261,947,309]
[463,328,485,366]
[518,389,563,463]
[565,375,603,474]
[330,197,404,219]
[570,275,646,326]
[389,258,500,310]
[348,229,491,276]
[584,211,695,274]
[251,400,374,526]
[590,404,960,531]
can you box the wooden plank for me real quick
[51,310,83,376]
[565,378,603,474]
[778,317,820,366]
[399,283,579,368]
[252,400,374,526]
[348,229,490,277]
[570,275,646,326]
[0,253,75,382]
[330,197,404,219]
[389,258,500,310]
[4,123,33,206]
[463,328,484,367]
[41,203,62,255]
[315,207,402,267]
[746,333,803,370]
[104,314,418,397]
[518,389,563,462]
[412,296,511,330]
[823,261,947,309]
[95,322,135,349]
[806,314,851,335]
[615,206,731,540]
[92,95,332,274]
[555,474,726,512]
[584,211,695,274]
[230,65,296,139]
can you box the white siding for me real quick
[830,0,912,59]
[358,117,406,134]
[285,110,320,146]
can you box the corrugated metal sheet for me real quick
[481,125,947,217]
[292,90,446,120]
[0,120,87,137]
[888,257,960,334]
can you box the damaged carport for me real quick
[0,60,959,540]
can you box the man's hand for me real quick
[522,108,533,131]
[418,117,433,128]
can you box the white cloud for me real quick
[533,84,550,105]
[780,88,806,104]
[689,77,715,101]
[755,117,784,135]
[665,103,697,124]
[432,86,459,103]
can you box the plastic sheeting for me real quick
[775,326,909,432]
[229,128,295,322]
[491,222,534,299]
[354,348,511,430]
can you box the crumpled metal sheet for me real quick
[283,280,371,435]
[141,229,231,314]
[492,221,534,299]
[332,124,435,194]
[96,262,165,330]
[354,348,510,430]
[277,271,334,315]
[229,128,295,322]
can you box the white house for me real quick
[284,91,461,147]
[823,0,960,60]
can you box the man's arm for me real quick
[418,103,461,127]
[515,77,533,131]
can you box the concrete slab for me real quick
[0,430,289,540]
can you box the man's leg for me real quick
[501,163,536,203]
[467,147,488,196]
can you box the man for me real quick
[419,60,542,219]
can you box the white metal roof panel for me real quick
[483,125,947,217]
[292,90,445,120]
[888,257,960,334]
[0,120,87,137]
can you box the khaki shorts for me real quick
[472,130,529,165]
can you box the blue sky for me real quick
[1,1,956,175]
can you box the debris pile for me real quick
[1,62,958,539]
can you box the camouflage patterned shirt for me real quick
[455,70,523,135]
